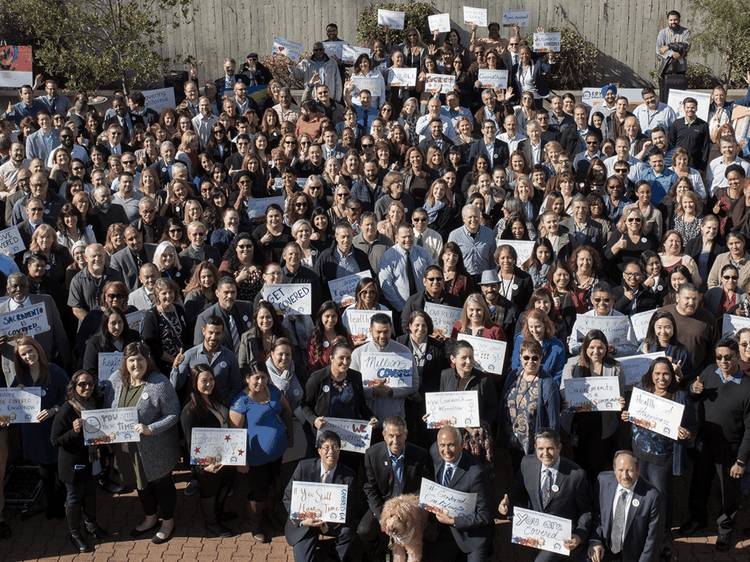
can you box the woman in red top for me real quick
[306,301,354,372]
[450,293,505,341]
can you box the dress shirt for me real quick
[192,113,219,148]
[333,246,361,278]
[637,167,678,204]
[604,155,645,182]
[390,450,405,495]
[541,458,561,485]
[706,156,750,196]
[170,344,242,405]
[320,464,337,482]
[378,244,434,311]
[633,102,677,136]
[497,131,526,154]
[716,366,744,385]
[415,113,457,142]
[447,225,496,275]
[413,227,443,262]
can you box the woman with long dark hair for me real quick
[220,233,268,304]
[306,301,354,372]
[638,310,693,382]
[82,307,139,377]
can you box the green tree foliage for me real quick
[524,28,599,90]
[687,0,750,86]
[356,2,433,46]
[6,0,195,94]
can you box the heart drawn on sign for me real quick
[278,46,285,52]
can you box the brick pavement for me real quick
[1,449,749,562]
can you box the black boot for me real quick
[216,485,237,522]
[201,495,233,537]
[82,495,108,539]
[65,503,90,553]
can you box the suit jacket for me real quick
[192,301,255,353]
[508,59,556,103]
[25,128,60,161]
[521,138,548,166]
[419,135,454,156]
[96,140,135,158]
[301,366,375,427]
[430,443,494,554]
[314,244,374,301]
[179,244,222,272]
[468,138,510,168]
[507,455,592,541]
[363,441,433,520]
[213,74,250,95]
[104,115,143,144]
[110,244,157,292]
[591,473,664,562]
[0,295,71,386]
[560,126,602,156]
[283,458,357,546]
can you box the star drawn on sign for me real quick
[194,447,201,454]
[225,434,232,442]
[238,449,244,456]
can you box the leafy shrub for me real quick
[523,28,599,90]
[356,2,433,47]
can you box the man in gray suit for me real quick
[193,276,254,355]
[110,227,157,292]
[0,273,70,385]
[24,110,60,162]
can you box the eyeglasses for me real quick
[521,355,540,362]
[294,202,308,208]
[72,166,84,171]
[110,131,122,136]
[169,228,182,234]
[723,275,739,280]
[614,168,629,173]
[319,445,340,452]
[76,382,94,389]
[336,192,349,198]
[623,272,642,277]
[585,141,599,145]
[509,42,519,46]
[716,354,736,362]
[627,217,642,223]
[28,207,44,212]
[60,135,72,140]
[349,207,362,213]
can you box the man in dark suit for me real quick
[431,427,494,562]
[97,123,134,158]
[560,105,602,157]
[110,226,157,292]
[358,416,433,561]
[103,95,142,144]
[499,428,592,562]
[315,222,374,301]
[587,451,664,562]
[418,118,454,156]
[468,120,510,170]
[214,57,250,95]
[400,265,461,335]
[193,276,254,354]
[283,431,357,562]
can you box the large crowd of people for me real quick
[0,8,749,562]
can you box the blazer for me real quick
[472,106,508,135]
[96,140,135,159]
[0,294,71,386]
[508,59,556,103]
[50,401,98,485]
[500,368,561,451]
[396,334,446,393]
[179,244,222,272]
[521,138,548,167]
[418,135,454,156]
[89,205,131,241]
[704,286,748,319]
[301,366,375,428]
[468,138,510,168]
[506,454,592,542]
[193,300,255,353]
[429,443,494,554]
[103,115,143,143]
[439,367,499,427]
[109,243,157,292]
[559,218,607,257]
[129,215,168,244]
[314,244,374,300]
[283,458,357,546]
[590,473,664,562]
[363,441,433,520]
[560,125,603,157]
[25,128,60,161]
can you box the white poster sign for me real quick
[425,73,456,94]
[503,10,531,27]
[143,87,177,114]
[506,240,535,266]
[328,271,372,306]
[247,196,285,219]
[290,482,348,523]
[424,390,480,428]
[572,315,631,348]
[581,88,645,108]
[477,69,509,89]
[667,89,711,122]
[419,478,477,518]
[428,14,451,33]
[457,334,507,375]
[0,303,50,342]
[0,226,25,255]
[341,46,372,66]
[377,9,405,30]
[387,68,418,88]
[463,7,488,27]
[512,507,572,555]
[628,387,685,440]
[721,313,750,337]
[533,32,561,53]
[618,352,666,391]
[563,376,622,413]
[360,352,413,389]
[126,310,146,333]
[317,417,372,453]
[424,303,462,338]
[82,407,140,445]
[630,309,657,342]
[98,352,123,383]
[351,75,382,98]
[323,41,348,59]
[262,284,312,315]
[190,428,248,466]
[0,387,41,424]
[272,37,304,63]
[343,309,392,338]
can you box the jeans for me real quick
[65,479,98,505]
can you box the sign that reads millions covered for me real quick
[290,482,348,523]
[317,417,372,453]
[563,376,622,413]
[82,407,140,445]
[627,387,685,440]
[512,507,572,555]
[457,334,507,375]
[424,390,480,429]
[419,479,477,518]
[190,428,248,466]
[360,352,413,389]
[262,284,312,315]
[0,302,50,342]
[0,387,41,424]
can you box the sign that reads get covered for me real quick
[262,284,312,315]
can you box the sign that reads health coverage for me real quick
[82,407,140,445]
[628,387,685,440]
[0,387,41,424]
[328,271,371,305]
[419,479,477,518]
[290,482,348,523]
[190,428,248,466]
[262,284,312,315]
[98,352,123,383]
[360,352,413,389]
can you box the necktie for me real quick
[322,471,330,483]
[228,314,240,352]
[541,469,552,508]
[391,455,404,496]
[416,234,424,247]
[611,490,628,554]
[135,251,143,269]
[405,250,417,294]
[50,98,56,115]
[443,464,453,487]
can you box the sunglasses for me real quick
[76,382,94,388]
[107,293,127,299]
[294,202,308,208]
[716,354,736,362]
[593,298,611,303]
[627,217,642,223]
[521,355,540,362]
[412,217,427,222]
[723,275,739,280]
[425,277,443,282]
[361,143,374,148]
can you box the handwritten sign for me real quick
[667,89,711,122]
[618,352,666,391]
[572,315,631,348]
[477,69,509,89]
[317,417,372,453]
[247,195,285,219]
[424,390,480,428]
[428,13,451,33]
[512,507,572,555]
[628,387,685,440]
[351,75,382,98]
[0,302,50,342]
[360,352,413,389]
[387,67,417,88]
[272,37,304,63]
[424,303,462,338]
[425,73,456,94]
[0,387,41,424]
[343,309,392,338]
[505,240,535,266]
[503,10,531,27]
[341,46,371,66]
[563,376,621,413]
[142,87,176,114]
[377,9,405,30]
[290,481,348,523]
[126,310,146,333]
[323,40,348,59]
[0,226,25,255]
[82,407,140,445]
[419,478,477,518]
[262,283,312,315]
[190,428,247,466]
[328,271,372,305]
[463,6,488,27]
[721,313,750,337]
[533,32,561,53]
[630,309,657,341]
[457,334,507,375]
[97,352,123,383]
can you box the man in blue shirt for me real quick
[447,205,496,278]
[638,148,677,204]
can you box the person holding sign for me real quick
[349,55,386,110]
[289,43,343,104]
[82,307,139,378]
[103,342,180,544]
[430,426,494,562]
[180,365,237,538]
[638,311,692,381]
[283,430,357,562]
[620,358,695,532]
[50,371,109,552]
[560,330,625,482]
[509,45,555,109]
[498,428,592,561]
[510,310,566,385]
[450,293,506,343]
[680,337,750,550]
